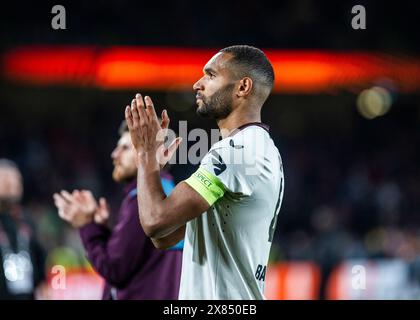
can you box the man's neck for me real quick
[216,107,261,138]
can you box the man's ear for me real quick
[237,77,253,97]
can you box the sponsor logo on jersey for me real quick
[211,151,227,176]
[229,139,244,149]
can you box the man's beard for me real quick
[112,165,136,183]
[196,83,234,120]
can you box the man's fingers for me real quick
[57,208,66,219]
[161,109,170,129]
[58,208,71,221]
[131,99,140,127]
[95,212,107,224]
[144,95,158,122]
[53,194,71,220]
[53,193,66,209]
[99,197,107,209]
[60,190,74,204]
[125,106,134,128]
[94,197,109,224]
[72,190,83,203]
[75,189,88,205]
[135,94,149,143]
[166,137,183,159]
[158,137,182,168]
[81,190,97,208]
[94,214,105,224]
[99,198,109,218]
[135,93,148,123]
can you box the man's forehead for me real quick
[204,52,232,71]
[0,167,21,178]
[118,132,132,145]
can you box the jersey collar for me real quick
[228,122,270,137]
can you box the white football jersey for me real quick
[179,123,284,300]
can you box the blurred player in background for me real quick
[53,121,183,299]
[125,45,284,299]
[0,159,46,299]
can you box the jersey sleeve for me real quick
[185,139,256,206]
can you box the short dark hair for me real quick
[219,45,275,92]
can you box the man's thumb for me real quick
[167,137,182,156]
[99,198,109,217]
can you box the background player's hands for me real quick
[53,190,94,228]
[125,93,182,168]
[92,196,110,225]
[74,190,110,225]
[53,190,109,228]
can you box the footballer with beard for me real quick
[125,45,284,299]
[53,121,183,299]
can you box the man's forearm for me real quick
[136,152,171,238]
[135,150,210,239]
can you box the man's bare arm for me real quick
[137,158,209,239]
[150,225,186,250]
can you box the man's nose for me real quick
[111,148,119,159]
[193,78,204,91]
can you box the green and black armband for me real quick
[184,167,225,206]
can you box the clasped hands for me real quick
[53,190,109,228]
[125,93,182,169]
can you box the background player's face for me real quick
[111,132,137,183]
[193,52,236,120]
[0,166,23,202]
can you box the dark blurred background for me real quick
[0,0,419,299]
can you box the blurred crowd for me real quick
[271,108,420,297]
